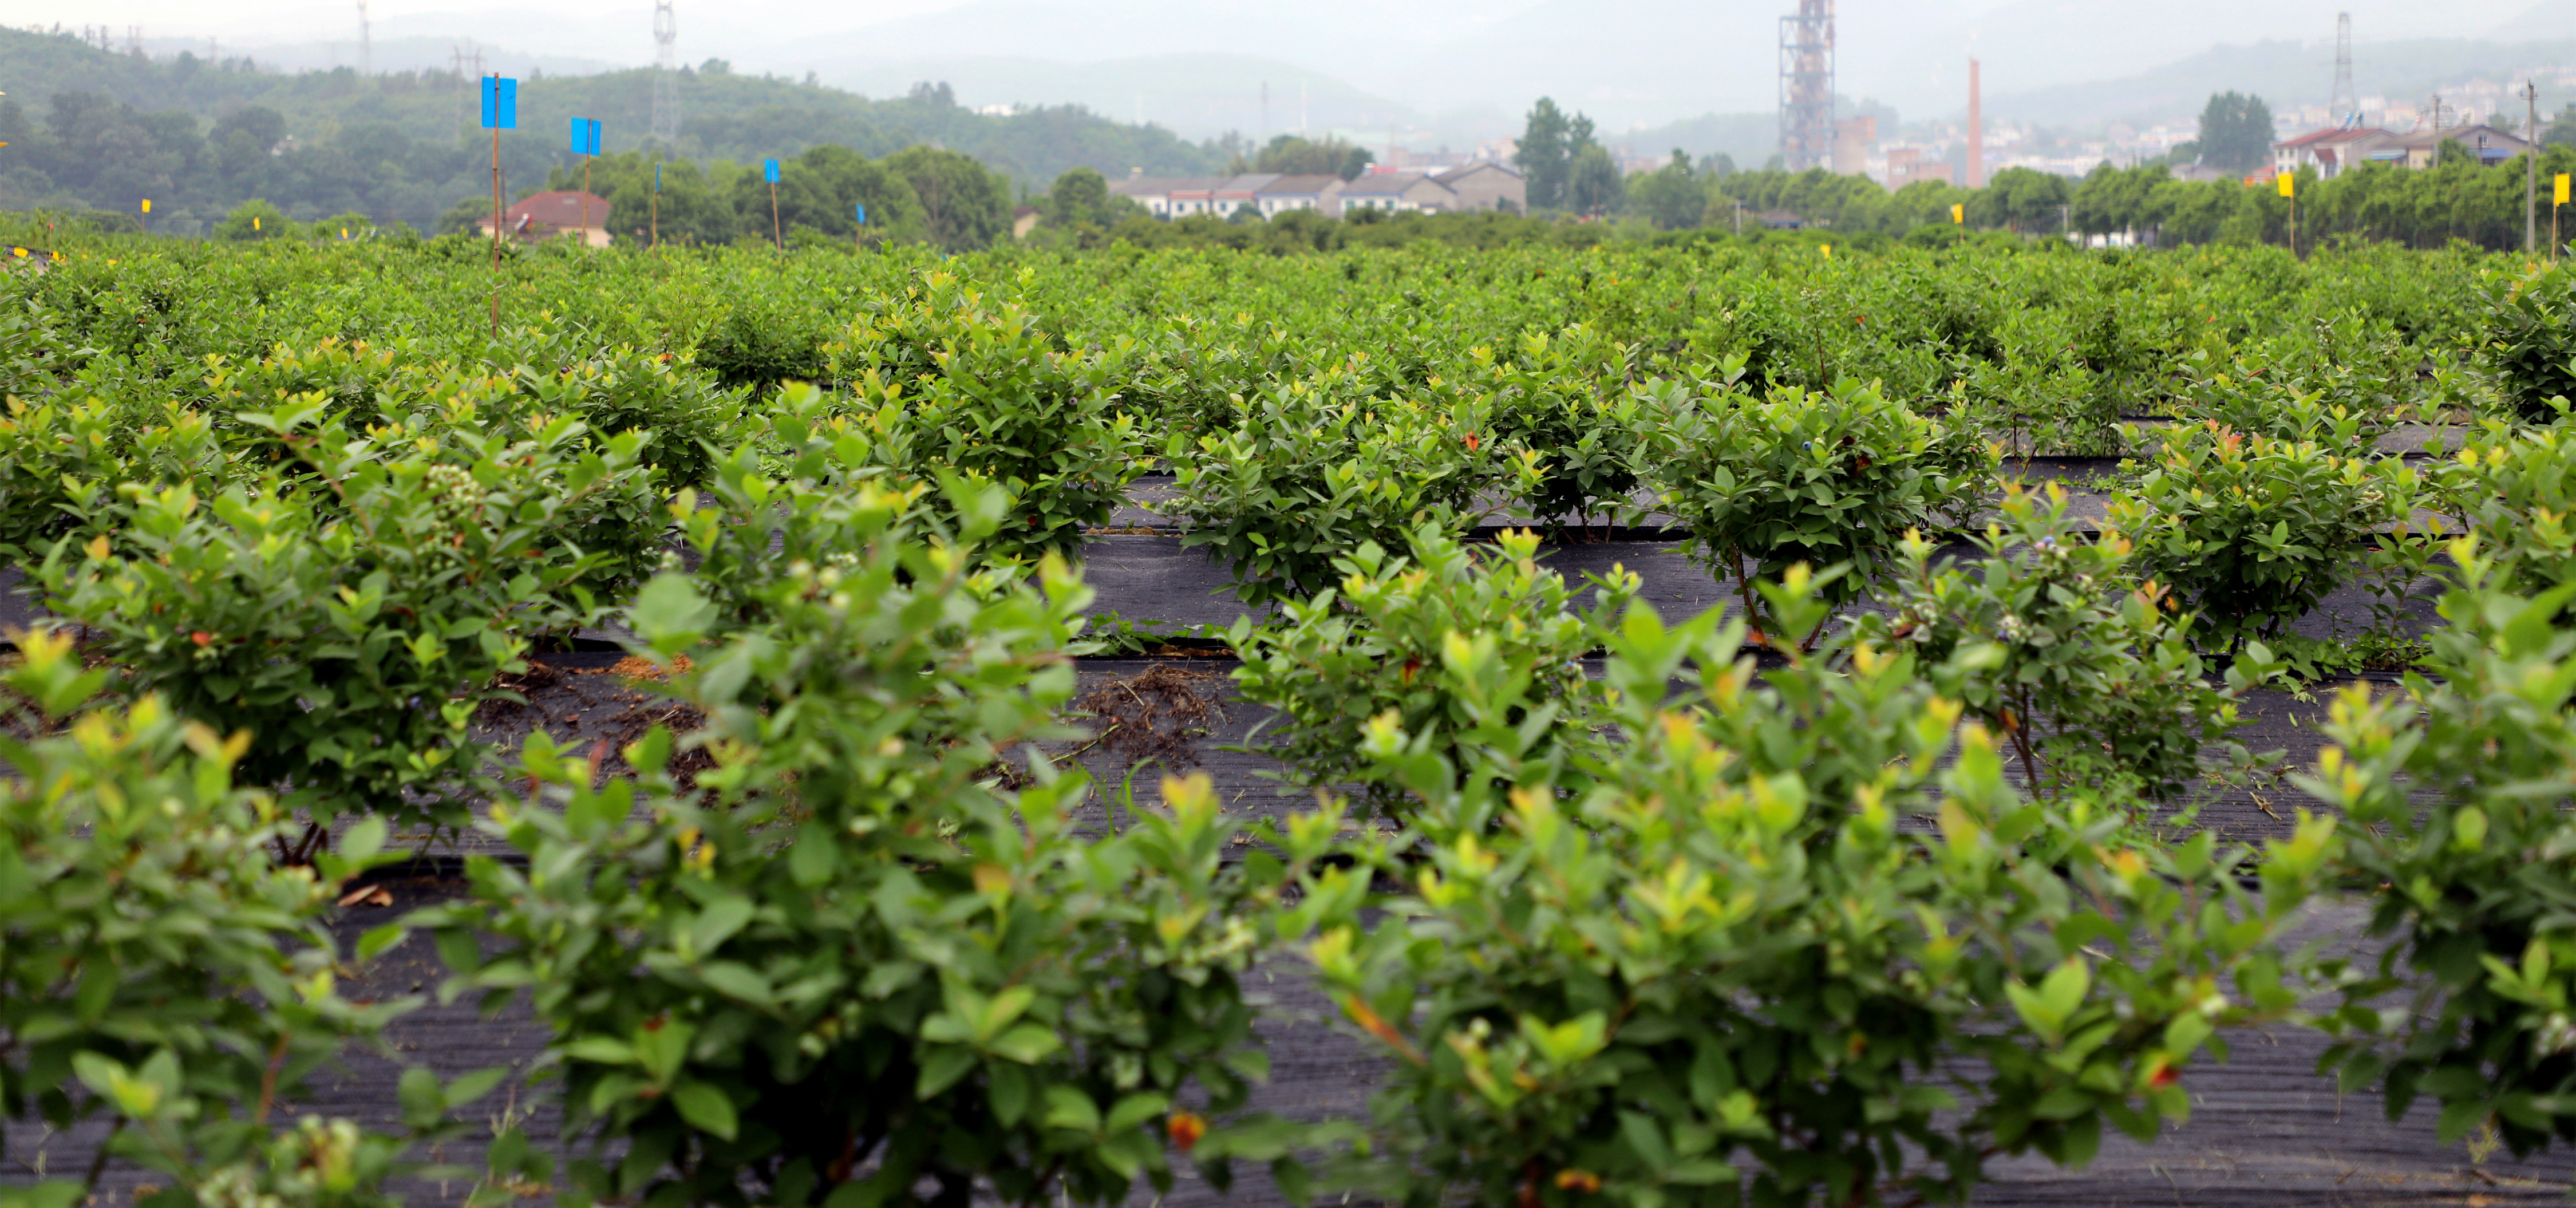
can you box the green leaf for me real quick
[2435,1097,2491,1144]
[0,1181,86,1208]
[916,1045,978,1098]
[341,815,389,863]
[627,573,714,656]
[1620,1110,1675,1168]
[697,961,774,1005]
[692,898,754,953]
[989,1023,1062,1064]
[1044,1085,1103,1133]
[398,1066,444,1129]
[1104,1092,1171,1135]
[562,1037,639,1066]
[670,1079,740,1140]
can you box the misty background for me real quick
[48,0,2576,150]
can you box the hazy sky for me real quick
[32,0,2564,128]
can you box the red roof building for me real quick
[478,190,613,247]
[2271,127,2389,181]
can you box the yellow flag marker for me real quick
[1822,244,1831,257]
[140,199,151,213]
[1950,203,1964,223]
[2277,173,2294,198]
[252,216,261,231]
[2557,175,2569,263]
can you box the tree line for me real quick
[0,25,1222,238]
[1504,90,2576,253]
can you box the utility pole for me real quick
[2527,80,2541,255]
[652,1,680,143]
[452,46,484,142]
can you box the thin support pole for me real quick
[489,120,501,335]
[581,159,591,249]
[2528,83,2541,255]
[771,180,783,250]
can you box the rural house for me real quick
[479,190,613,247]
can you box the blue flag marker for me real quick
[764,159,781,184]
[655,162,662,192]
[855,202,867,225]
[569,117,602,156]
[479,76,517,129]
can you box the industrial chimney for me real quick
[1966,58,1984,188]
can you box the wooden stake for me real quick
[580,159,591,249]
[770,180,783,250]
[489,117,501,335]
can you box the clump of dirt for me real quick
[1069,664,1228,771]
[473,661,567,727]
[595,698,714,785]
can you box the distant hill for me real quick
[1603,113,1779,170]
[1984,35,2576,129]
[134,34,623,81]
[809,53,1437,145]
[0,25,1220,232]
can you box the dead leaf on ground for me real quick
[336,885,394,908]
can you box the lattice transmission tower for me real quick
[356,1,370,76]
[2329,12,2357,124]
[1778,0,1835,171]
[652,1,681,144]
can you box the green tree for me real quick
[2195,92,2275,175]
[800,144,926,239]
[207,105,286,155]
[1253,135,1374,180]
[213,198,289,241]
[1516,98,1574,211]
[605,156,740,246]
[883,144,1011,250]
[316,210,373,239]
[2546,104,2576,149]
[2071,161,2171,236]
[1567,145,1623,217]
[1973,166,2072,234]
[1045,165,1112,227]
[1628,149,1706,230]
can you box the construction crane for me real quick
[1779,0,1834,172]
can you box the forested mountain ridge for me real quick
[0,26,1222,235]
